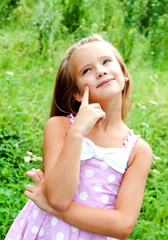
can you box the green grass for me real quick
[0,2,168,239]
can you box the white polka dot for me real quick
[85,169,94,178]
[16,236,22,240]
[71,226,78,232]
[33,209,39,218]
[100,162,108,169]
[79,192,88,200]
[114,187,119,194]
[78,238,83,240]
[51,216,58,226]
[93,183,102,192]
[56,232,64,240]
[108,174,116,183]
[31,226,39,234]
[20,219,25,227]
[102,195,109,204]
[39,227,44,236]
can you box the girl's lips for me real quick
[97,78,115,88]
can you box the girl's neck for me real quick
[97,95,126,132]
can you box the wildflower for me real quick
[26,151,33,156]
[36,156,43,161]
[153,154,161,160]
[14,143,19,148]
[31,155,42,162]
[152,169,159,174]
[137,103,146,109]
[24,156,31,163]
[142,123,149,128]
[149,100,158,105]
[32,155,38,162]
[6,71,14,76]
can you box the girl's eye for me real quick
[103,60,110,64]
[83,68,91,75]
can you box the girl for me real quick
[5,34,152,240]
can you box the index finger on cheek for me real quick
[81,86,89,105]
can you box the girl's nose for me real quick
[97,71,107,78]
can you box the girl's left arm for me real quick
[25,139,152,240]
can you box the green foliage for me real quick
[0,0,20,24]
[0,0,168,239]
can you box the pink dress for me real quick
[5,116,140,240]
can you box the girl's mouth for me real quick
[97,78,115,88]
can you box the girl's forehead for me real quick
[74,41,114,58]
[70,42,116,67]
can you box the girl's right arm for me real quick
[43,86,105,211]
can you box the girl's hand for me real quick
[24,169,52,213]
[72,86,105,137]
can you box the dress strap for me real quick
[122,130,141,158]
[67,113,75,125]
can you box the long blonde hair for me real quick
[50,34,132,120]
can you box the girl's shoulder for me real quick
[128,137,152,168]
[44,116,71,137]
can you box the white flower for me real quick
[153,154,161,160]
[26,151,33,156]
[152,169,159,174]
[142,123,149,128]
[24,156,31,163]
[137,103,146,109]
[149,100,158,105]
[6,71,14,76]
[36,156,43,161]
[14,143,19,148]
[32,155,38,162]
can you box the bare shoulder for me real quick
[44,116,71,136]
[129,137,153,171]
[134,138,152,158]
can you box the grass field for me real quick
[0,5,168,239]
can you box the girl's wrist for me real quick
[68,125,85,139]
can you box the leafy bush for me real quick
[0,0,20,24]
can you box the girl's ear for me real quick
[73,91,82,102]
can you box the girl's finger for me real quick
[25,171,41,185]
[24,190,34,201]
[81,86,89,106]
[25,184,35,193]
[33,169,44,181]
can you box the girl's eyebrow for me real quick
[78,64,91,74]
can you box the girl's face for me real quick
[70,42,126,103]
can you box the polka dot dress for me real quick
[5,115,140,240]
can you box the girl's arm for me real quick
[25,138,152,239]
[43,87,105,211]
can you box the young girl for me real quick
[5,34,152,240]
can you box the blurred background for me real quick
[0,0,168,239]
